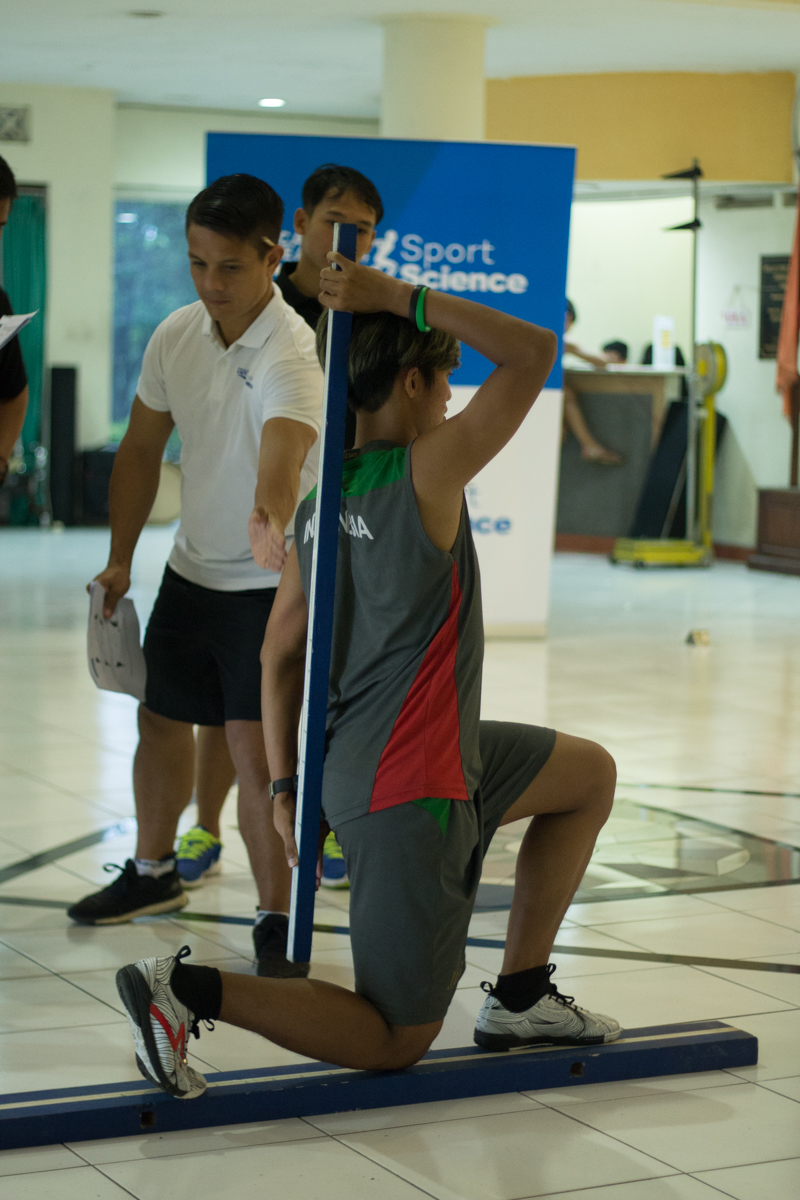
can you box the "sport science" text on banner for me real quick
[279,227,529,295]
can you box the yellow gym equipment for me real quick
[611,341,727,567]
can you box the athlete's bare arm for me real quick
[260,544,308,867]
[90,396,174,617]
[249,417,318,573]
[319,255,558,551]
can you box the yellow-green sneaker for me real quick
[320,831,349,889]
[176,826,222,888]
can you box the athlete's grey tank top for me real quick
[295,440,484,827]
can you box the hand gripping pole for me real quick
[288,223,357,964]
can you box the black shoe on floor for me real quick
[67,860,188,925]
[253,913,310,978]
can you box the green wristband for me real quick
[415,286,431,333]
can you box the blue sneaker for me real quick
[320,831,349,889]
[176,826,222,888]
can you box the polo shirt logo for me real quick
[236,367,254,389]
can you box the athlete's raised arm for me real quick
[319,254,558,539]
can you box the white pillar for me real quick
[380,15,488,141]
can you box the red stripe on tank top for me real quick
[369,561,469,812]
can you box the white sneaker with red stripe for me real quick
[115,946,207,1099]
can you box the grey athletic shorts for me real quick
[334,720,557,1027]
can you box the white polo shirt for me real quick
[137,291,322,591]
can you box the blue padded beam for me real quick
[288,223,357,965]
[0,1022,757,1150]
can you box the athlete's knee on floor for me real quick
[374,1021,443,1071]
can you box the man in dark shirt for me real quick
[274,163,382,346]
[0,156,29,487]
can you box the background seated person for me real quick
[602,340,628,364]
[562,300,623,466]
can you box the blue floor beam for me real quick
[0,1022,757,1150]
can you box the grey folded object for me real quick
[87,583,147,703]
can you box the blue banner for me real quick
[207,133,575,388]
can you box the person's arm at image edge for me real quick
[249,416,318,573]
[260,544,309,868]
[91,396,174,617]
[0,385,28,474]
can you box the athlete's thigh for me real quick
[500,731,616,825]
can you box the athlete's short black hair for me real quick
[0,155,17,202]
[316,309,460,413]
[602,340,628,361]
[565,299,576,323]
[186,174,283,256]
[302,164,384,225]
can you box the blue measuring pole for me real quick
[288,223,357,965]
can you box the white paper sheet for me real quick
[0,311,37,352]
[87,583,147,703]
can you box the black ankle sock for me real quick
[171,962,223,1021]
[492,964,554,1013]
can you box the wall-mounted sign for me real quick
[721,286,751,331]
[760,255,790,359]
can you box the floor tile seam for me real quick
[509,1100,689,1175]
[89,1161,146,1198]
[66,1132,333,1168]
[512,1173,697,1200]
[302,1092,547,1137]
[0,933,70,979]
[0,1159,99,1180]
[755,1080,800,1103]
[689,962,800,1007]
[326,1131,451,1199]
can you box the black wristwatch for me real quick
[269,775,298,800]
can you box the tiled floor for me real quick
[1,529,799,1198]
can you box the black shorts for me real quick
[143,566,276,725]
[336,720,557,1027]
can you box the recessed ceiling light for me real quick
[258,98,286,108]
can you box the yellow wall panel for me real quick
[486,72,795,181]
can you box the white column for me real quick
[380,15,488,141]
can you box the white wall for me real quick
[115,106,379,196]
[566,192,795,547]
[0,83,115,448]
[696,195,795,545]
[566,197,694,366]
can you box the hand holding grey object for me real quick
[87,582,147,703]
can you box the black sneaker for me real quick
[67,860,188,925]
[253,913,310,978]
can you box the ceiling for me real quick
[0,0,798,118]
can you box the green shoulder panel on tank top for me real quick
[302,446,406,505]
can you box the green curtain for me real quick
[2,193,46,448]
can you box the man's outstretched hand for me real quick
[249,506,287,572]
[87,564,131,618]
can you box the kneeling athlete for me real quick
[113,253,621,1098]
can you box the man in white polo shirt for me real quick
[68,174,322,978]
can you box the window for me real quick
[112,201,196,444]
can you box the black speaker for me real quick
[80,448,116,524]
[49,365,77,525]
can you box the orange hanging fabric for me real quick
[776,195,800,420]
